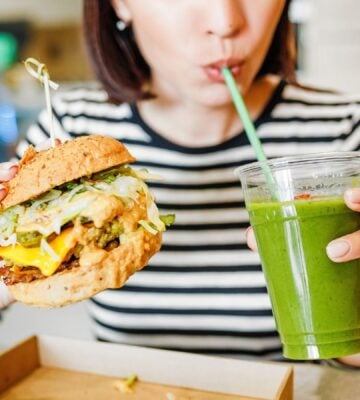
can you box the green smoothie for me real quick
[249,196,360,359]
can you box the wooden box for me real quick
[0,335,293,399]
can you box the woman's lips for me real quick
[203,62,243,83]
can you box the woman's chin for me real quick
[190,86,241,108]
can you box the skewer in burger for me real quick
[0,135,173,307]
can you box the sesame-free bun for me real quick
[1,135,164,308]
[9,229,162,308]
[2,135,135,209]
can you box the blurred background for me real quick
[0,0,359,349]
[0,0,92,163]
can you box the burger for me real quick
[0,135,173,307]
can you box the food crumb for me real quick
[113,373,138,393]
[165,393,176,400]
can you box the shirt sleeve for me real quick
[340,98,360,151]
[0,281,14,309]
[352,111,360,151]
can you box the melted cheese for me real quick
[0,228,76,277]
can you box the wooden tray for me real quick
[0,336,293,400]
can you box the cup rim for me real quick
[234,151,360,177]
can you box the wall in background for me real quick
[0,0,91,82]
[0,302,93,350]
[302,0,360,92]
[0,0,82,27]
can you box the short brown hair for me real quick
[83,0,296,104]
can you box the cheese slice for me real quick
[0,228,76,277]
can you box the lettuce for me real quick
[160,214,175,226]
[0,165,174,244]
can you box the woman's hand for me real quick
[326,188,360,262]
[0,162,18,308]
[0,162,17,308]
[0,138,61,309]
[0,162,18,201]
[0,138,60,200]
[246,188,360,261]
[326,188,360,367]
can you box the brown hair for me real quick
[83,0,296,104]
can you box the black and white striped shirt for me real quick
[18,81,360,360]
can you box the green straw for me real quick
[222,67,276,189]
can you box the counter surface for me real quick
[294,363,359,399]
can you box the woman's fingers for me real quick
[0,163,18,182]
[326,230,360,263]
[326,188,360,262]
[245,226,258,251]
[247,189,360,261]
[0,162,18,200]
[36,138,61,151]
[344,188,360,212]
[338,354,360,367]
[0,139,61,203]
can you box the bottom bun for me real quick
[9,229,162,308]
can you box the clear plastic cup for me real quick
[236,152,360,360]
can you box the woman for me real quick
[1,0,360,365]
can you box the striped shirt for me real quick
[17,80,360,360]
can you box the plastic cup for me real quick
[236,152,360,360]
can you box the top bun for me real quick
[2,135,136,210]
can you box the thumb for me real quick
[0,281,14,309]
[326,231,360,263]
[245,226,258,251]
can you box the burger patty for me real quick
[0,237,121,286]
[0,258,80,285]
[0,196,147,286]
[0,220,123,285]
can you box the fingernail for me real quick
[0,168,16,181]
[245,226,253,240]
[37,139,62,151]
[345,188,360,204]
[0,162,17,170]
[326,240,351,260]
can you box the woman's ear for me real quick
[111,0,132,24]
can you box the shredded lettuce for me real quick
[138,220,159,235]
[160,214,175,227]
[131,168,163,181]
[91,168,120,183]
[29,190,62,210]
[138,181,169,233]
[0,165,174,245]
[94,176,141,201]
[40,238,60,261]
[0,205,25,243]
[0,233,17,247]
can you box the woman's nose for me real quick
[204,0,244,39]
